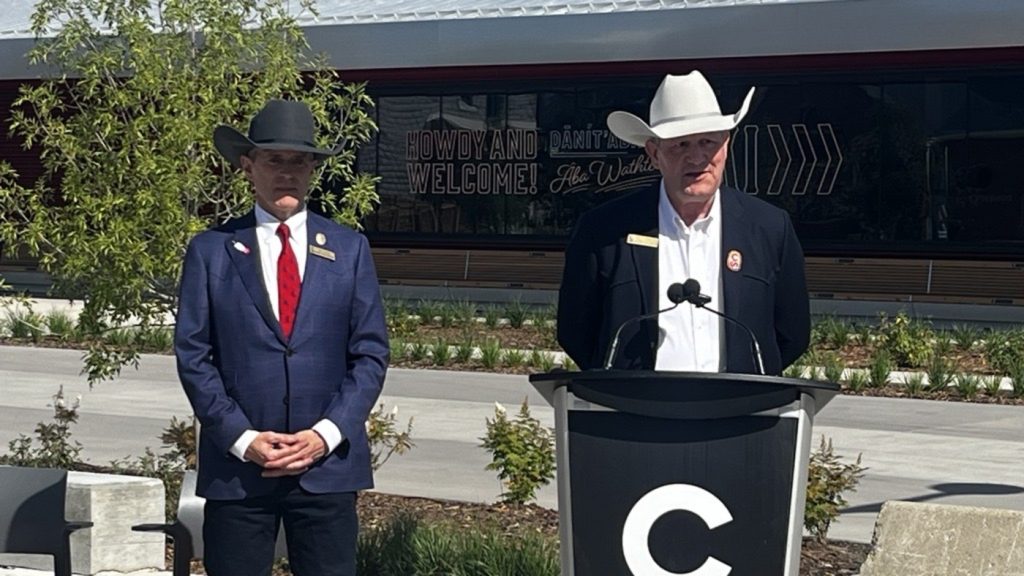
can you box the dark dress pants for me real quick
[203,477,358,576]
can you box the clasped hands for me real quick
[245,429,326,477]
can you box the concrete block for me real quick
[858,501,1024,576]
[0,471,165,575]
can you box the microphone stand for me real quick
[603,303,680,370]
[692,301,766,376]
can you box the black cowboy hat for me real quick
[213,99,342,168]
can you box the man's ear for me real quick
[644,138,660,170]
[239,153,255,180]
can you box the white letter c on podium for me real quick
[621,484,733,576]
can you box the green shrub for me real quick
[454,340,475,364]
[136,327,173,352]
[529,305,555,329]
[561,355,578,371]
[868,349,892,388]
[853,322,874,346]
[357,514,558,576]
[1,387,83,469]
[6,308,45,341]
[45,310,77,340]
[503,348,526,368]
[430,339,451,367]
[954,373,979,400]
[530,350,556,372]
[367,403,415,473]
[480,399,555,505]
[984,329,1024,375]
[483,305,502,328]
[933,332,955,358]
[390,338,407,361]
[822,353,844,383]
[903,372,926,397]
[504,299,530,329]
[982,375,1003,397]
[1010,360,1024,399]
[783,364,804,379]
[105,327,137,348]
[814,316,851,349]
[386,307,420,340]
[409,341,430,362]
[437,303,457,328]
[804,436,865,544]
[480,339,502,370]
[950,324,981,352]
[448,300,475,326]
[416,300,442,326]
[926,354,953,392]
[878,312,933,368]
[845,370,868,392]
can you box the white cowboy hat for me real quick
[607,71,755,147]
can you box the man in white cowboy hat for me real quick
[557,71,809,374]
[175,99,388,576]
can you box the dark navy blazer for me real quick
[175,211,389,500]
[557,185,810,375]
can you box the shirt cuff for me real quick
[312,419,343,454]
[230,429,259,462]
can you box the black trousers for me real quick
[203,478,358,576]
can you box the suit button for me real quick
[283,397,289,406]
[286,348,294,357]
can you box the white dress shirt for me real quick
[655,182,725,372]
[229,203,343,462]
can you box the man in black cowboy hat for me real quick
[557,71,810,374]
[175,99,389,576]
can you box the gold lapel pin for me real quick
[310,245,336,261]
[315,232,327,246]
[626,233,659,248]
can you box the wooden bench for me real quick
[371,248,469,285]
[804,256,1024,305]
[465,250,563,289]
[927,260,1024,304]
[371,248,564,290]
[798,257,931,301]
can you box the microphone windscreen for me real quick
[667,282,687,304]
[682,278,702,299]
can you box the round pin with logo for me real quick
[726,249,742,272]
[315,232,327,246]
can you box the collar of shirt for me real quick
[255,203,308,241]
[254,203,309,314]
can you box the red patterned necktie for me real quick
[276,223,300,339]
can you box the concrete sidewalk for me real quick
[2,344,1023,570]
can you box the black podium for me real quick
[529,371,839,576]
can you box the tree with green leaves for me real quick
[0,0,379,384]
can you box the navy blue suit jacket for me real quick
[557,185,810,375]
[175,211,389,500]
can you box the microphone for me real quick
[683,278,766,375]
[603,283,686,370]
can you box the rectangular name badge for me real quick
[309,245,336,261]
[626,233,659,248]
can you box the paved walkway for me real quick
[2,344,1023,573]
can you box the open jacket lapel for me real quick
[720,187,751,368]
[225,213,286,344]
[289,214,331,347]
[629,186,661,351]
